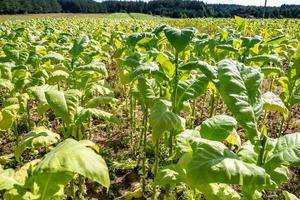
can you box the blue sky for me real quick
[94,0,300,6]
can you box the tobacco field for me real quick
[0,15,300,199]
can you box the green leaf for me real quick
[75,60,107,77]
[156,52,174,77]
[267,35,286,45]
[135,78,160,106]
[0,79,13,90]
[34,138,110,189]
[45,89,82,125]
[130,62,162,81]
[218,59,263,142]
[216,44,238,52]
[43,52,64,62]
[262,92,289,120]
[199,115,237,141]
[49,70,69,83]
[235,16,247,31]
[268,166,288,187]
[264,133,300,170]
[70,35,89,57]
[154,165,186,187]
[85,96,118,108]
[197,183,241,200]
[185,138,270,186]
[176,130,200,154]
[149,100,185,142]
[283,191,300,200]
[179,61,218,84]
[237,141,258,164]
[75,108,118,125]
[246,55,282,67]
[28,85,57,115]
[0,104,19,131]
[15,127,60,161]
[176,75,208,112]
[0,168,19,190]
[164,26,196,52]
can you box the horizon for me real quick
[94,0,300,7]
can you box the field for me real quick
[0,14,300,200]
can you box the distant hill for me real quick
[0,0,299,18]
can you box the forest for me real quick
[0,0,299,18]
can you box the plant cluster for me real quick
[0,16,300,199]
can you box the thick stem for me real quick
[278,115,285,137]
[14,121,19,146]
[152,139,159,200]
[257,135,267,166]
[209,90,215,117]
[141,107,148,192]
[169,51,179,157]
[200,92,207,120]
[78,175,85,199]
[26,101,31,131]
[190,99,196,129]
[130,94,134,150]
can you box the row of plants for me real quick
[0,16,300,199]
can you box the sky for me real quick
[94,0,300,7]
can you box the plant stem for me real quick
[200,92,207,120]
[13,120,19,146]
[278,115,285,137]
[257,135,267,166]
[141,106,148,192]
[170,51,179,157]
[78,175,85,199]
[130,93,134,150]
[209,90,215,117]
[190,99,196,129]
[70,179,76,199]
[26,101,31,131]
[152,139,159,200]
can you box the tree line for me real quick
[0,0,299,18]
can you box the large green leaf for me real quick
[85,96,118,108]
[0,168,19,191]
[130,62,162,81]
[199,115,237,141]
[176,75,208,111]
[197,183,241,200]
[179,61,218,84]
[135,77,160,106]
[237,141,258,164]
[154,165,186,187]
[34,138,110,189]
[283,191,300,200]
[246,55,282,67]
[149,100,185,142]
[15,127,60,160]
[29,85,57,115]
[70,35,89,57]
[156,52,175,77]
[75,60,107,77]
[185,138,270,186]
[163,26,196,52]
[264,133,300,170]
[0,104,19,131]
[218,59,263,142]
[75,108,118,125]
[262,92,289,120]
[45,89,82,124]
